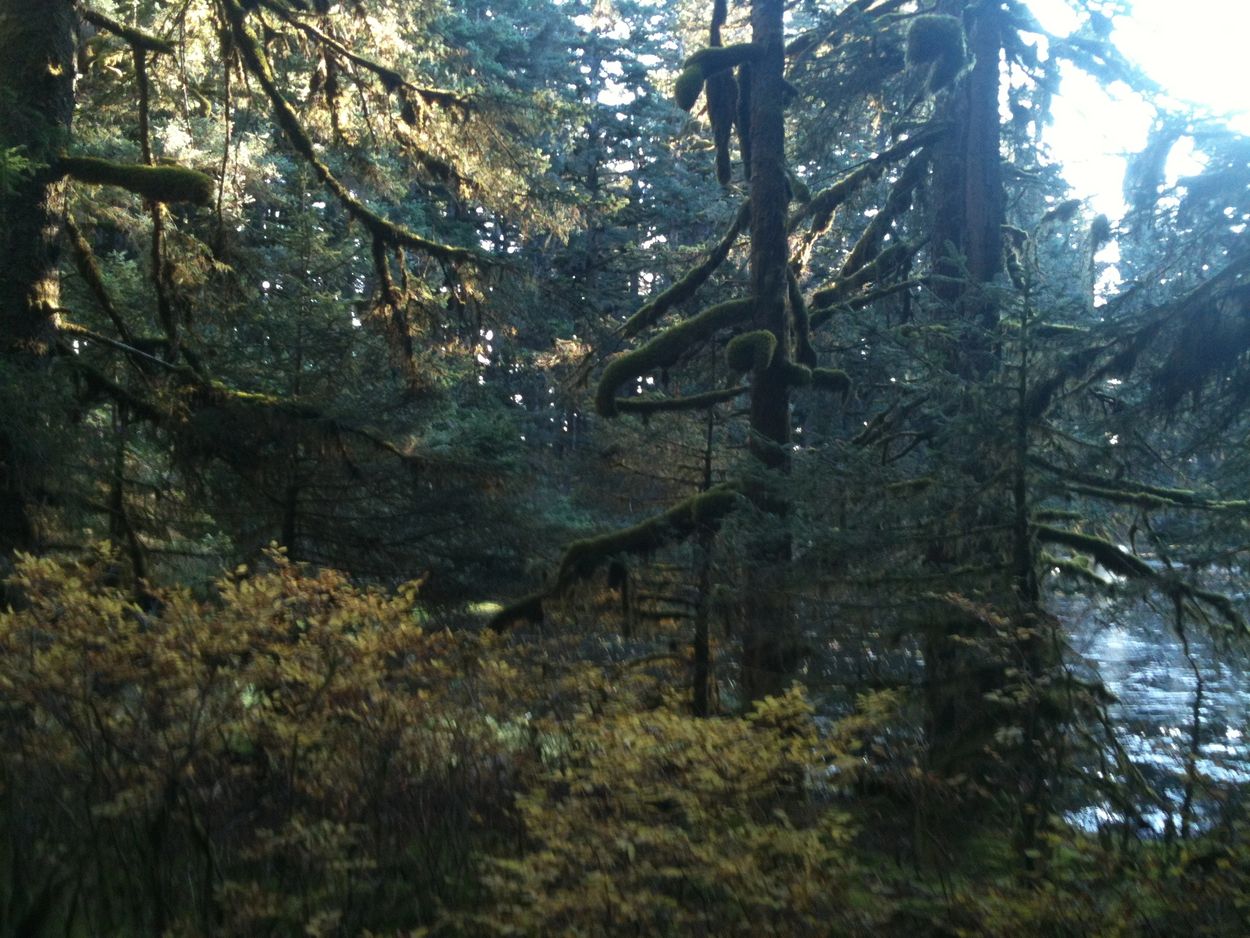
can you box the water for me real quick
[1062,593,1250,832]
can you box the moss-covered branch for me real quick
[490,485,742,631]
[224,0,481,265]
[64,216,133,342]
[811,368,851,396]
[596,298,754,416]
[615,386,746,416]
[789,123,945,235]
[809,242,919,327]
[1037,524,1245,631]
[1034,525,1155,579]
[60,156,214,205]
[262,3,471,115]
[620,201,750,341]
[81,8,175,55]
[673,44,763,110]
[1030,456,1250,512]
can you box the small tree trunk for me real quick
[740,0,795,701]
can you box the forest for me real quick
[1,0,1249,934]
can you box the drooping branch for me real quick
[258,1,472,116]
[223,0,483,265]
[490,484,742,631]
[64,216,134,343]
[80,8,175,55]
[1036,524,1244,631]
[789,123,946,236]
[1030,456,1250,512]
[619,201,750,341]
[596,298,754,416]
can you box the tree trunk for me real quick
[0,0,76,556]
[923,0,1010,773]
[739,0,795,701]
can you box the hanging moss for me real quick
[224,1,480,265]
[811,368,851,396]
[735,63,753,179]
[905,14,966,93]
[1041,198,1082,225]
[726,330,777,373]
[684,44,763,80]
[1090,213,1112,250]
[707,69,738,184]
[597,298,753,416]
[674,65,705,111]
[788,268,817,368]
[615,386,746,416]
[60,156,214,205]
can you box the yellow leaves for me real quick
[0,544,524,934]
[473,681,863,935]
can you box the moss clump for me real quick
[1090,213,1112,249]
[782,362,812,387]
[905,14,966,93]
[684,43,763,79]
[597,298,753,416]
[674,65,704,111]
[61,156,214,205]
[811,368,851,396]
[726,330,777,373]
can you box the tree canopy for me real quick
[2,0,1250,934]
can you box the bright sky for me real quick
[1028,0,1250,217]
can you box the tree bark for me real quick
[739,0,795,701]
[0,0,76,555]
[923,0,1010,772]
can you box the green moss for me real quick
[597,298,753,416]
[905,15,967,93]
[61,156,214,205]
[674,65,704,111]
[555,484,741,589]
[811,368,851,396]
[781,362,812,387]
[615,386,746,416]
[726,330,777,373]
[885,477,934,495]
[1091,213,1112,248]
[1034,525,1154,579]
[81,9,175,55]
[488,591,546,631]
[224,1,480,265]
[684,43,762,79]
[621,201,748,339]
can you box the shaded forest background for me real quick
[1,0,1249,934]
